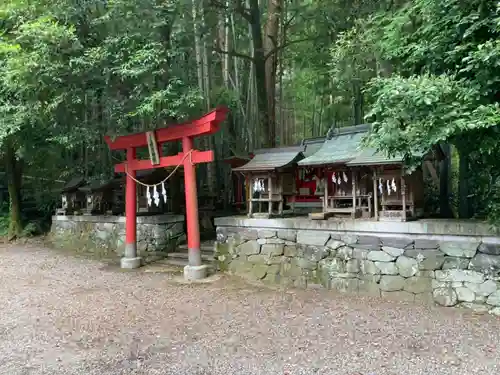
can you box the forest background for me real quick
[0,0,499,238]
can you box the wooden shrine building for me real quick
[346,148,431,221]
[291,136,326,211]
[232,146,304,218]
[223,155,252,212]
[298,125,372,219]
[298,124,439,221]
[56,177,87,215]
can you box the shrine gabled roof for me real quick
[300,136,326,158]
[347,147,431,166]
[79,178,124,192]
[232,146,304,172]
[223,155,251,169]
[298,125,369,166]
[346,148,407,166]
[61,177,86,193]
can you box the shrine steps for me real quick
[176,241,215,258]
[154,241,215,268]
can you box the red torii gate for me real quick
[104,107,228,279]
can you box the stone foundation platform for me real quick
[214,216,500,315]
[50,214,185,259]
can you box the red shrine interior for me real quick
[291,167,325,206]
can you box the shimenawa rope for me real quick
[123,149,193,188]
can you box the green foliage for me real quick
[0,212,9,237]
[0,0,499,227]
[325,0,500,223]
[364,74,500,162]
[0,0,200,146]
[0,0,207,233]
[330,22,377,106]
[0,211,45,238]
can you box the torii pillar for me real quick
[104,107,228,280]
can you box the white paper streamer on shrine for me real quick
[146,187,152,206]
[343,172,348,183]
[332,172,336,184]
[253,178,265,193]
[153,186,160,206]
[124,149,194,208]
[378,178,383,195]
[386,180,391,195]
[391,178,397,192]
[146,183,169,207]
[161,182,167,202]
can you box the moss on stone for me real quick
[215,242,232,271]
[215,242,230,256]
[229,257,252,275]
[251,264,268,280]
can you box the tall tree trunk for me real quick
[263,0,282,146]
[219,1,230,87]
[353,81,363,125]
[277,0,287,145]
[200,0,217,198]
[168,142,183,215]
[439,144,452,217]
[318,97,325,136]
[248,0,272,148]
[157,8,181,214]
[458,146,471,219]
[192,0,204,93]
[5,141,22,240]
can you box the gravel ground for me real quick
[0,244,499,375]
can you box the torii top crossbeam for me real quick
[104,107,228,172]
[105,107,227,150]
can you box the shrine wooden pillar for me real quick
[401,173,407,222]
[351,169,356,219]
[182,136,201,266]
[124,147,140,267]
[373,168,379,221]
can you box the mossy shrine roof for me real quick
[300,136,326,158]
[298,124,428,167]
[346,148,425,166]
[232,146,305,172]
[298,125,370,166]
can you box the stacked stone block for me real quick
[215,226,500,315]
[51,215,185,258]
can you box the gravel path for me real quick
[0,244,499,375]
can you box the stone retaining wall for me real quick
[214,217,500,315]
[50,214,185,259]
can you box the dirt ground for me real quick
[0,244,499,375]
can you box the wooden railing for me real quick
[321,194,372,218]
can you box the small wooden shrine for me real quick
[346,149,431,221]
[292,136,326,211]
[297,124,442,221]
[56,177,87,215]
[223,155,252,211]
[79,178,123,215]
[232,146,304,218]
[56,171,176,217]
[298,125,373,219]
